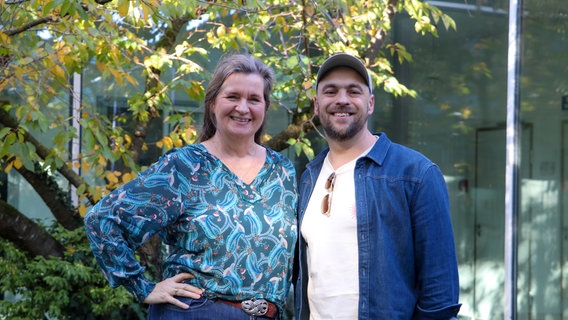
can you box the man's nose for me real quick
[335,90,350,105]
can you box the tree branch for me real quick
[265,107,314,152]
[4,16,58,37]
[0,108,96,205]
[13,160,82,230]
[0,200,65,258]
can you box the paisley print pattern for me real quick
[84,144,298,309]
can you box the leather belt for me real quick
[217,298,278,318]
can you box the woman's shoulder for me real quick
[160,144,209,163]
[265,147,296,173]
[265,147,292,163]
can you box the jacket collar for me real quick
[365,132,391,167]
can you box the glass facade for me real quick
[3,0,568,318]
[381,0,568,318]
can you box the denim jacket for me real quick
[294,133,461,319]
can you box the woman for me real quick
[84,54,298,320]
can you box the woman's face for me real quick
[211,72,266,142]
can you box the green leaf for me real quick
[0,127,11,140]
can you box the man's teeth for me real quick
[334,113,350,117]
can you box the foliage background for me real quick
[0,0,454,318]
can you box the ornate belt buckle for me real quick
[241,299,268,316]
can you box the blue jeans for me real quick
[147,297,278,320]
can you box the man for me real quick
[294,53,461,319]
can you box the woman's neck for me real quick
[205,135,258,158]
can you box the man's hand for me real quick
[143,273,204,309]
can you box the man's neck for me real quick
[326,130,376,169]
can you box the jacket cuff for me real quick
[122,273,156,303]
[415,303,461,320]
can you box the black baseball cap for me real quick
[315,53,373,93]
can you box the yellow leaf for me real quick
[0,79,7,92]
[141,3,153,19]
[125,73,138,86]
[108,67,123,86]
[92,186,103,202]
[82,161,90,173]
[163,136,173,149]
[462,107,472,119]
[106,172,119,183]
[0,31,11,44]
[117,0,130,17]
[79,204,88,217]
[57,44,71,62]
[51,64,66,80]
[217,26,226,37]
[3,161,12,173]
[13,157,22,169]
[96,60,105,73]
[98,154,107,166]
[122,172,133,183]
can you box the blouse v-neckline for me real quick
[199,143,268,186]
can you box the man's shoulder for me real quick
[306,148,328,168]
[373,133,432,163]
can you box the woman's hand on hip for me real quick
[143,273,204,309]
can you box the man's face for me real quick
[314,67,374,141]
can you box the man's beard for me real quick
[321,114,367,142]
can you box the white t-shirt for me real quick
[301,144,373,320]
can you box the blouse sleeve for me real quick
[84,150,185,302]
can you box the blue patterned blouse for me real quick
[84,144,298,311]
